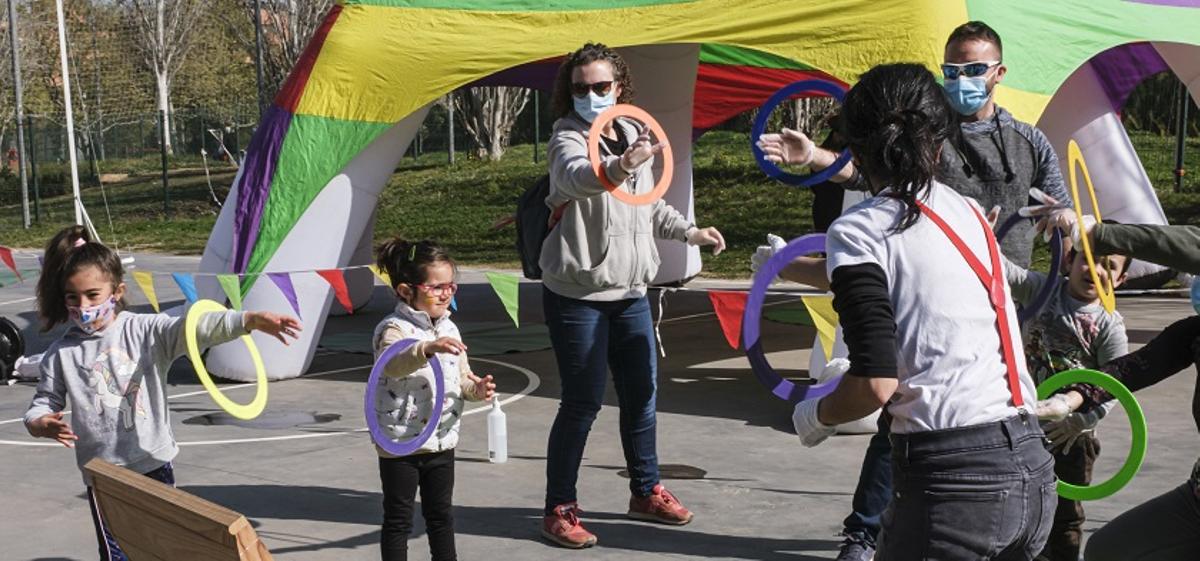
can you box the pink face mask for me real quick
[67,296,116,335]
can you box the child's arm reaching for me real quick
[1002,254,1048,307]
[375,324,466,378]
[458,352,496,402]
[23,351,78,448]
[151,309,302,365]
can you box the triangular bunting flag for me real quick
[171,273,198,304]
[367,264,391,287]
[801,295,839,362]
[268,272,301,318]
[0,246,21,282]
[708,291,748,349]
[484,272,520,328]
[317,269,354,314]
[132,271,159,313]
[216,274,243,310]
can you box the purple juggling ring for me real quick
[742,233,842,402]
[364,338,445,456]
[995,213,1063,323]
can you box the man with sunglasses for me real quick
[828,21,1074,561]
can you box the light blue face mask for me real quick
[943,76,991,116]
[1191,278,1200,315]
[573,89,616,123]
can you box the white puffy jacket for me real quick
[371,302,481,457]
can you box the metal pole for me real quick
[533,90,540,164]
[159,109,169,212]
[7,0,29,228]
[26,115,38,222]
[1175,81,1189,193]
[54,0,83,225]
[447,97,455,164]
[253,0,266,119]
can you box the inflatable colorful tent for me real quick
[199,0,1200,381]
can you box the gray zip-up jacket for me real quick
[540,113,695,301]
[24,310,247,484]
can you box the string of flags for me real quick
[1,244,838,347]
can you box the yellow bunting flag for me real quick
[216,274,243,310]
[368,264,391,287]
[801,295,839,362]
[133,271,159,313]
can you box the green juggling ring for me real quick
[1037,369,1147,501]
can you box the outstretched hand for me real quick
[686,227,726,256]
[756,128,816,166]
[619,129,666,173]
[468,373,496,401]
[28,412,77,448]
[245,312,303,345]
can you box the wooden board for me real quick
[84,459,273,561]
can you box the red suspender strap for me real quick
[914,199,1025,407]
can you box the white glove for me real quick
[750,233,788,275]
[756,128,816,166]
[792,398,836,447]
[820,358,851,381]
[1034,393,1074,422]
[1044,407,1104,454]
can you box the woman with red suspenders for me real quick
[790,63,1056,560]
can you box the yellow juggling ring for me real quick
[1067,140,1117,313]
[185,299,268,420]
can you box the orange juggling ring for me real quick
[586,104,674,206]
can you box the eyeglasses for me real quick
[413,282,458,297]
[942,61,1001,80]
[571,80,614,98]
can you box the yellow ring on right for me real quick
[1067,140,1116,313]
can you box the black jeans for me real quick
[1084,482,1200,561]
[87,462,175,561]
[379,450,456,561]
[877,415,1057,561]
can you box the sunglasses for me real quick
[571,80,614,98]
[942,61,1001,80]
[413,282,458,297]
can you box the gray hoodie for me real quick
[540,113,695,301]
[24,310,247,484]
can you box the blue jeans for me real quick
[842,411,894,547]
[543,287,660,513]
[87,462,175,561]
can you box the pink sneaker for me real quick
[628,484,694,525]
[541,502,598,549]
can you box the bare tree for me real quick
[119,0,209,154]
[452,86,530,161]
[219,0,333,100]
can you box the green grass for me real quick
[2,130,1199,278]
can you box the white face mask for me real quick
[573,89,616,123]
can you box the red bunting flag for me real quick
[0,246,21,282]
[317,269,354,314]
[708,290,748,350]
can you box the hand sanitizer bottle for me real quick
[487,394,508,464]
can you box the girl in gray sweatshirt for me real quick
[23,226,301,561]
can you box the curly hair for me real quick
[551,43,636,119]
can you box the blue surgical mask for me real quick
[573,89,616,123]
[1191,278,1200,315]
[944,76,991,116]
